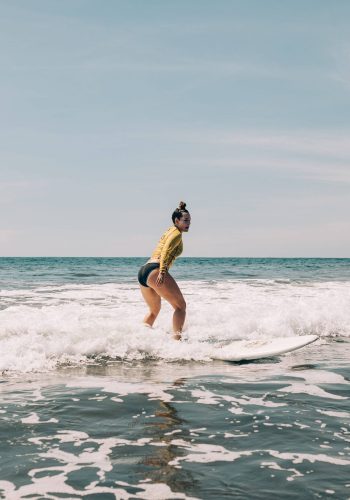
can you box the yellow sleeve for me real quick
[159,232,182,273]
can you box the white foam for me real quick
[317,409,350,418]
[164,429,182,436]
[1,279,350,373]
[134,483,198,499]
[260,461,303,482]
[166,439,350,471]
[191,389,220,405]
[169,439,252,465]
[0,478,197,499]
[228,407,248,415]
[66,378,174,403]
[268,450,350,466]
[12,429,197,500]
[293,370,349,385]
[278,383,347,400]
[224,432,250,438]
[21,412,58,424]
[190,387,287,411]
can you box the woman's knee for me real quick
[174,298,186,312]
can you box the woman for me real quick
[138,202,191,340]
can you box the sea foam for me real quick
[0,280,349,373]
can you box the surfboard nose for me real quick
[213,335,319,362]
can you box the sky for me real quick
[1,0,349,257]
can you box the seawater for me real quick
[0,258,349,499]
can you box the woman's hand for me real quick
[156,272,165,286]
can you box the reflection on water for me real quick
[141,379,196,492]
[0,343,349,498]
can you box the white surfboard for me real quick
[212,334,318,362]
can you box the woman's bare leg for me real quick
[139,285,161,327]
[147,270,186,339]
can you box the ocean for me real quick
[0,257,349,499]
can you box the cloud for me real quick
[138,128,350,183]
[170,129,350,159]
[175,157,350,183]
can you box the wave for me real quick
[1,280,350,373]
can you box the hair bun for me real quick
[178,201,187,211]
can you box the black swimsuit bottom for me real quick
[138,262,160,287]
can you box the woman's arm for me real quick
[156,232,182,285]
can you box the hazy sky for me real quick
[1,0,349,257]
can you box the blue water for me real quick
[1,257,350,289]
[0,258,349,498]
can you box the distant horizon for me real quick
[1,255,349,259]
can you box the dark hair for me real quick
[172,201,189,223]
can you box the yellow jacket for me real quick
[151,226,183,273]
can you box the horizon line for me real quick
[0,256,349,260]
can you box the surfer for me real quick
[137,201,191,340]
